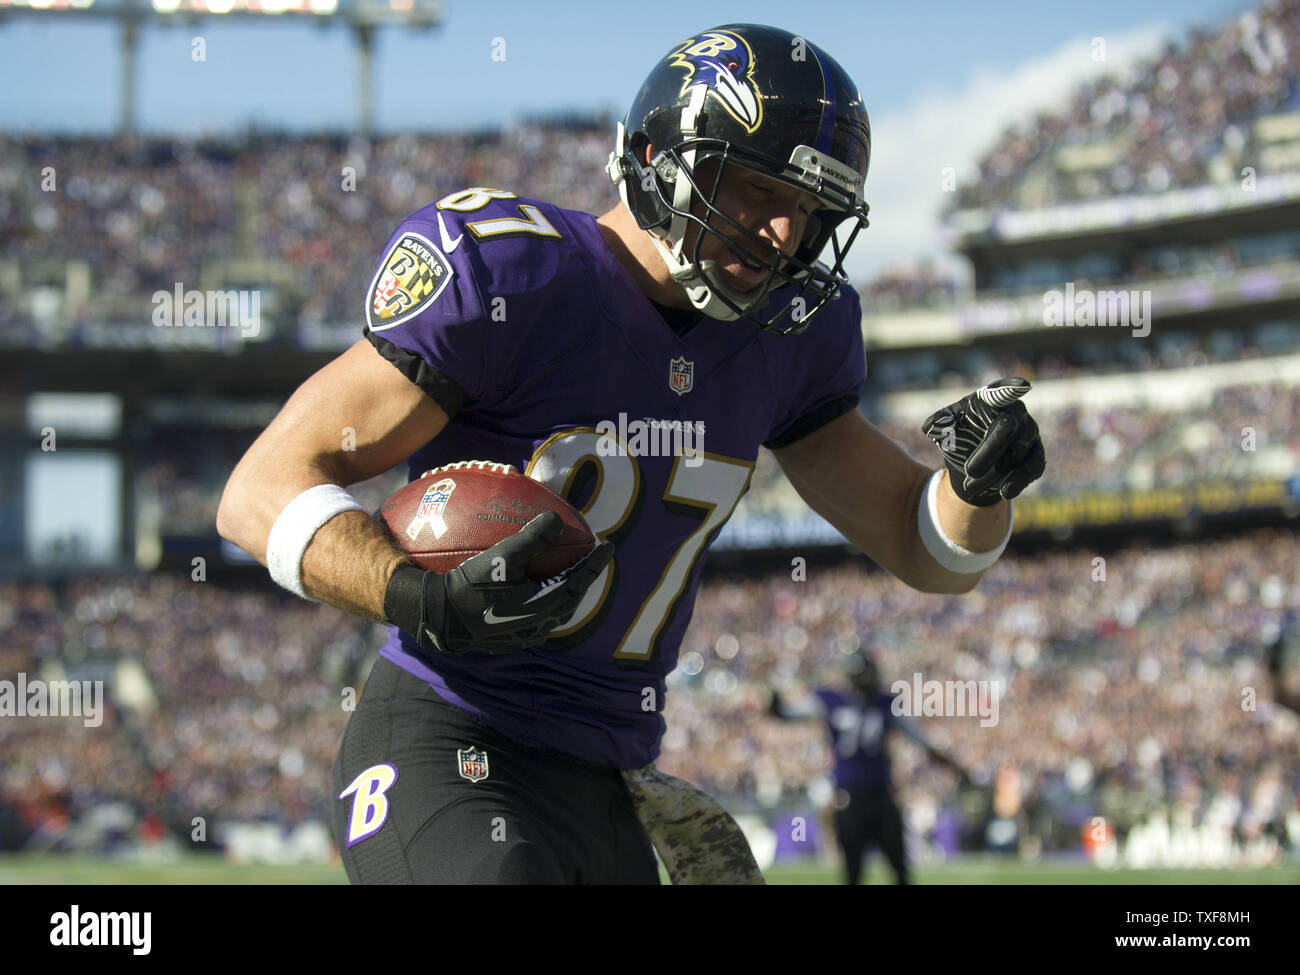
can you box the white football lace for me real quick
[428,460,518,475]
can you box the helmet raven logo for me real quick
[667,30,762,134]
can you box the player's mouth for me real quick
[722,247,772,291]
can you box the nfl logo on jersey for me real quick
[669,356,694,396]
[457,747,489,783]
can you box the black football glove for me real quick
[383,511,612,654]
[921,377,1046,506]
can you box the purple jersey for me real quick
[814,688,895,792]
[364,188,865,768]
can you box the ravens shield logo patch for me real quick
[365,231,453,331]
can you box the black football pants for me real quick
[330,656,659,884]
[836,790,909,885]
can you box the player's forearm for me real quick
[900,468,1008,595]
[217,454,408,625]
[300,510,411,624]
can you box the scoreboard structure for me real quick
[0,0,444,132]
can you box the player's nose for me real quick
[756,209,804,260]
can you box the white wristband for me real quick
[917,470,1013,575]
[266,484,366,600]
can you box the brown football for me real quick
[377,461,596,578]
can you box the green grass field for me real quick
[2,853,1297,884]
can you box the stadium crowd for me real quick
[869,322,1300,393]
[2,528,1296,864]
[878,382,1300,495]
[0,122,613,342]
[860,262,961,310]
[951,0,1300,211]
[859,230,1300,309]
[0,575,382,848]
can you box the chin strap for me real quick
[654,243,743,321]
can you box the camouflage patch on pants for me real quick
[620,764,765,885]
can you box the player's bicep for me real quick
[258,338,447,480]
[218,339,449,548]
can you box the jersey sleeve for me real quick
[362,219,494,418]
[762,287,866,449]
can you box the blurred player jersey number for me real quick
[831,705,884,758]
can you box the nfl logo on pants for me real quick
[458,746,489,782]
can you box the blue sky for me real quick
[0,0,1258,279]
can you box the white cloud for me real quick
[841,25,1173,289]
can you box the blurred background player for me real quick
[770,651,971,884]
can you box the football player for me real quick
[217,22,1044,884]
[770,652,971,884]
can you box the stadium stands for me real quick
[950,0,1300,211]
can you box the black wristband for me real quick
[384,565,434,643]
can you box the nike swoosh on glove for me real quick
[921,377,1047,506]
